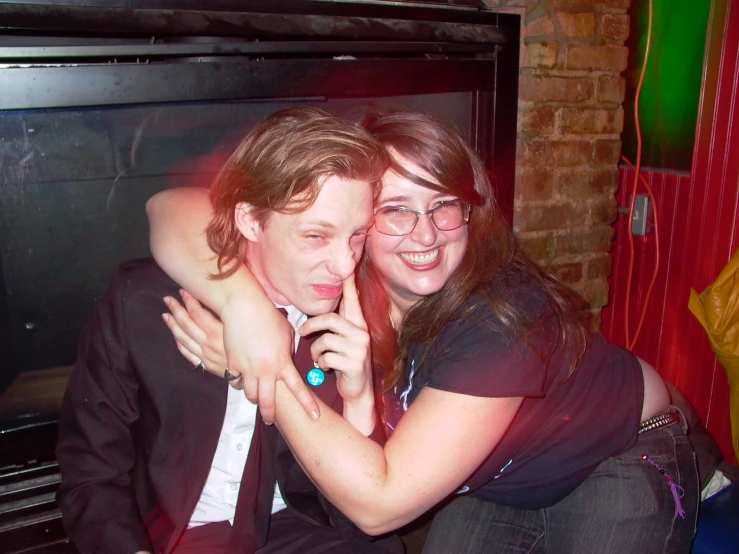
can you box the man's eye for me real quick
[382,208,407,218]
[305,234,324,240]
[352,231,368,239]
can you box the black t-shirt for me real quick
[391,273,644,509]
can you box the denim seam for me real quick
[529,507,546,554]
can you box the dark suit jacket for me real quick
[56,258,380,554]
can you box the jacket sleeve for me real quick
[56,268,152,554]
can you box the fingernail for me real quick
[311,410,319,421]
[161,313,169,323]
[163,296,171,306]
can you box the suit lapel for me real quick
[164,341,228,552]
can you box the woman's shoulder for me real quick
[429,273,554,360]
[408,274,552,400]
[456,268,554,330]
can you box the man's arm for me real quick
[56,271,152,554]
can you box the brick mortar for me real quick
[485,0,631,321]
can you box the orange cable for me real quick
[624,0,654,351]
[620,155,660,350]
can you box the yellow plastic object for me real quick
[689,248,739,461]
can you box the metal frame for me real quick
[0,41,499,60]
[0,1,520,391]
[0,1,508,41]
[1,59,500,110]
[0,0,493,22]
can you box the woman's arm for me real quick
[146,187,319,422]
[148,187,240,314]
[274,380,522,535]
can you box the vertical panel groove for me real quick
[604,0,738,462]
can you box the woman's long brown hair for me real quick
[357,111,591,393]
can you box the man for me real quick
[56,108,395,554]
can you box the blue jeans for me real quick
[422,409,699,553]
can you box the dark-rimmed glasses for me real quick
[373,200,471,236]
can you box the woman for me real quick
[147,111,698,553]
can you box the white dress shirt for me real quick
[188,305,308,528]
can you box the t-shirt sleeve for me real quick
[421,308,549,399]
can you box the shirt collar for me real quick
[274,303,308,331]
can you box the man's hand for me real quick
[163,290,229,380]
[162,290,320,424]
[220,293,320,423]
[299,274,375,434]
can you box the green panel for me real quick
[622,0,711,171]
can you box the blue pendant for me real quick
[306,367,325,387]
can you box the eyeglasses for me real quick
[373,200,471,236]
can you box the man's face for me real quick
[238,175,374,315]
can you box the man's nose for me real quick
[409,213,438,246]
[327,243,358,280]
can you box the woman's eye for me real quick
[305,234,324,240]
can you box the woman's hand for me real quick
[299,275,375,434]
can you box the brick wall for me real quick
[485,0,631,325]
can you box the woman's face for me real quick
[365,152,469,316]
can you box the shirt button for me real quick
[236,443,243,451]
[231,484,238,491]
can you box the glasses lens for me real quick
[375,207,417,236]
[432,201,469,230]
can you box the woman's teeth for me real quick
[399,249,439,265]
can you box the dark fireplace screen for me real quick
[0,0,519,394]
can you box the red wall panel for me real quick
[602,170,737,463]
[602,0,739,463]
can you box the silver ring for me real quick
[194,359,205,372]
[223,368,239,382]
